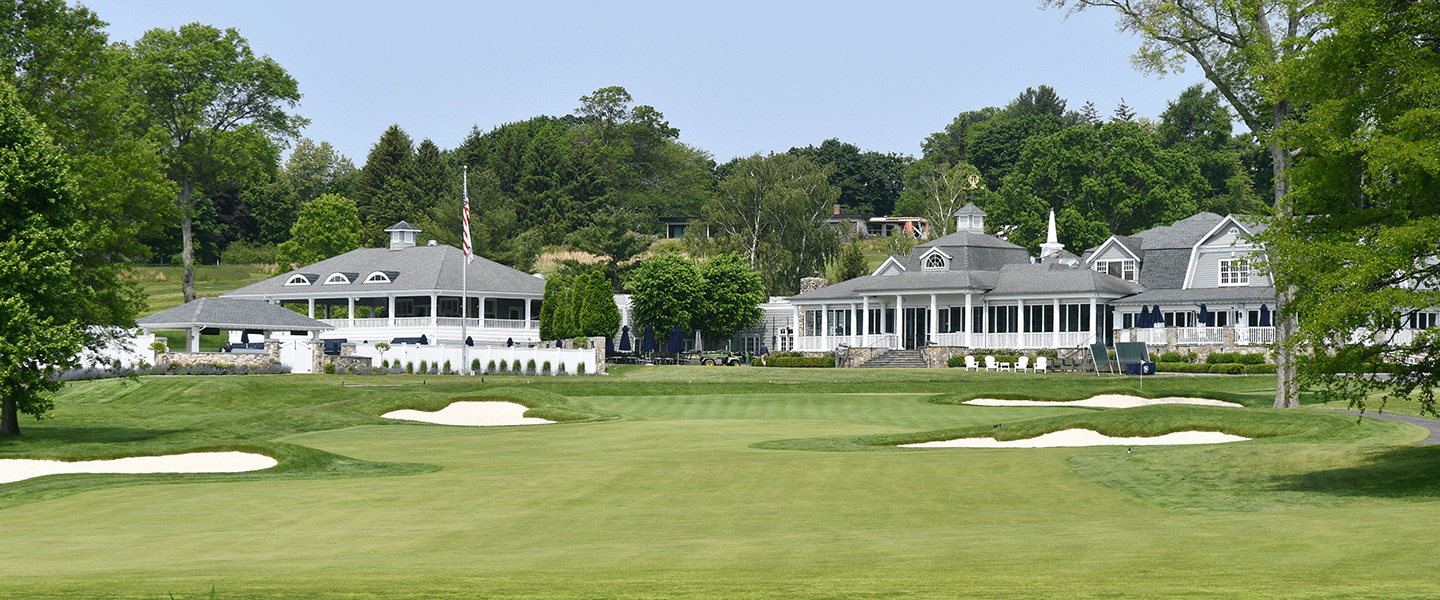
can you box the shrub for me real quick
[419,360,428,374]
[557,362,567,374]
[324,363,336,374]
[947,355,966,368]
[577,362,586,374]
[1211,363,1247,374]
[220,240,278,265]
[471,359,481,373]
[486,359,497,374]
[1034,349,1058,359]
[443,360,452,374]
[527,358,537,374]
[381,359,389,369]
[406,361,414,374]
[1156,362,1209,373]
[768,356,834,368]
[1236,353,1266,365]
[1159,351,1184,363]
[542,360,551,374]
[1244,363,1278,374]
[511,359,523,373]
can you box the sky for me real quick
[79,1,1212,166]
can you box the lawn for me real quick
[129,263,276,316]
[0,367,1436,599]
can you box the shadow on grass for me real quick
[0,426,193,448]
[1271,446,1440,499]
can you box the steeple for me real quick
[1038,210,1065,258]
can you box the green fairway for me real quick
[1,369,1436,599]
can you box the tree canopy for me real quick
[276,194,361,269]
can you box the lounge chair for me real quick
[1015,356,1030,373]
[964,355,978,371]
[984,355,998,372]
[1034,356,1048,374]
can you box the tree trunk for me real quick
[180,178,196,304]
[1,397,20,436]
[1268,121,1301,408]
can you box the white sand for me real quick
[901,428,1249,448]
[0,451,278,485]
[381,401,555,426]
[965,394,1243,408]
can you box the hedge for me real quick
[1244,363,1278,374]
[1156,362,1210,373]
[1206,352,1266,365]
[1156,362,1275,374]
[766,356,835,368]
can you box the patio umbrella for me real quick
[506,337,513,347]
[1139,306,1150,328]
[642,324,656,353]
[618,325,632,351]
[465,336,474,347]
[1259,304,1271,327]
[605,335,615,356]
[1198,304,1210,326]
[668,325,683,353]
[1153,305,1163,327]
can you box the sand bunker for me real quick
[381,401,554,426]
[901,429,1249,448]
[965,395,1243,408]
[0,452,277,485]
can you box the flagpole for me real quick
[461,165,470,375]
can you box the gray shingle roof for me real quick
[385,221,421,232]
[1133,212,1225,250]
[954,202,986,216]
[138,297,332,330]
[988,263,1146,296]
[1136,248,1190,289]
[1110,286,1278,306]
[913,230,1031,272]
[224,245,544,299]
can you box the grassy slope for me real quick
[0,369,1436,599]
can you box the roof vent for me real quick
[427,239,437,246]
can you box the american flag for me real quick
[462,166,472,263]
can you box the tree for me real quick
[787,139,911,216]
[353,124,415,245]
[1260,0,1440,415]
[695,253,766,342]
[835,241,869,282]
[427,167,539,271]
[565,210,653,292]
[128,23,305,304]
[1044,0,1323,408]
[1158,85,1263,216]
[275,194,361,269]
[575,271,621,338]
[921,108,998,167]
[0,81,103,436]
[626,254,703,335]
[704,153,840,295]
[285,137,357,204]
[896,160,989,238]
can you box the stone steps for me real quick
[858,349,928,368]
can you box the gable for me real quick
[873,256,907,276]
[1087,237,1141,265]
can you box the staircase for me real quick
[858,349,928,368]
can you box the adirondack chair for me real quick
[964,355,978,371]
[1034,356,1048,374]
[1090,343,1116,376]
[984,355,998,372]
[1015,356,1030,372]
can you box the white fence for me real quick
[353,342,599,375]
[78,330,158,369]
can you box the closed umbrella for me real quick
[1139,306,1150,329]
[240,331,250,344]
[619,325,632,351]
[668,326,683,353]
[1198,304,1210,326]
[642,324,656,353]
[1259,304,1271,327]
[1153,305,1163,327]
[605,335,615,356]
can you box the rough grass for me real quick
[0,369,1436,599]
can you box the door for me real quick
[902,307,929,349]
[280,340,312,374]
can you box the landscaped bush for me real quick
[542,360,552,374]
[557,362,567,374]
[1034,349,1058,359]
[324,363,336,374]
[577,363,586,374]
[1156,362,1210,373]
[1160,351,1200,363]
[947,355,967,368]
[406,362,414,374]
[471,359,481,373]
[443,360,452,374]
[1244,363,1278,374]
[381,359,389,369]
[527,358,537,374]
[511,359,522,373]
[1211,363,1247,374]
[767,356,835,368]
[486,360,497,374]
[54,362,293,381]
[1206,352,1266,365]
[419,360,428,374]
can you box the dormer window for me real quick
[924,254,946,269]
[1093,259,1136,281]
[364,271,392,284]
[324,273,351,285]
[284,273,315,286]
[1219,258,1250,286]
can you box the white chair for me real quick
[1015,356,1030,373]
[964,355,978,371]
[984,355,998,371]
[1034,356,1048,374]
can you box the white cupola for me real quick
[384,221,421,250]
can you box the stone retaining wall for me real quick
[837,347,886,368]
[158,352,280,368]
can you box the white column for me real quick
[524,296,533,328]
[964,293,973,348]
[849,303,857,347]
[430,294,438,326]
[821,303,829,350]
[189,326,200,353]
[1053,298,1061,348]
[1017,298,1025,348]
[347,297,355,327]
[388,295,396,327]
[895,295,905,349]
[478,295,487,325]
[791,305,800,350]
[307,298,315,319]
[929,294,938,346]
[861,296,870,346]
[982,298,989,345]
[1090,297,1098,345]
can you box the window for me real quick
[364,271,391,284]
[1022,305,1054,333]
[323,273,350,285]
[1093,259,1136,281]
[1219,258,1250,286]
[1058,304,1091,333]
[1163,311,1197,327]
[1411,312,1438,330]
[284,274,312,286]
[923,254,946,270]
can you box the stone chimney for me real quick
[798,277,829,294]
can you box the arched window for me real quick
[364,271,391,284]
[924,254,946,269]
[284,274,312,286]
[324,273,351,285]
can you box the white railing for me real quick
[484,318,535,330]
[317,316,536,331]
[394,317,433,328]
[794,335,829,351]
[1122,328,1168,345]
[932,332,967,347]
[350,317,390,327]
[1234,326,1275,346]
[1176,327,1226,345]
[862,333,900,349]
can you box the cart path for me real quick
[1323,410,1440,445]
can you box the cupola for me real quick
[384,221,421,250]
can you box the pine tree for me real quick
[353,124,414,245]
[1111,98,1137,123]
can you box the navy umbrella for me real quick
[642,324,656,353]
[240,331,250,344]
[1138,306,1150,329]
[506,337,513,347]
[605,335,615,356]
[1259,304,1271,327]
[618,325,632,351]
[1153,305,1163,327]
[1198,303,1210,326]
[668,325,683,353]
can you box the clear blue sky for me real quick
[79,1,1210,166]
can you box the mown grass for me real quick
[0,368,1436,599]
[128,263,275,315]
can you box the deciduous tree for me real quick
[275,194,361,269]
[627,254,703,335]
[695,253,766,342]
